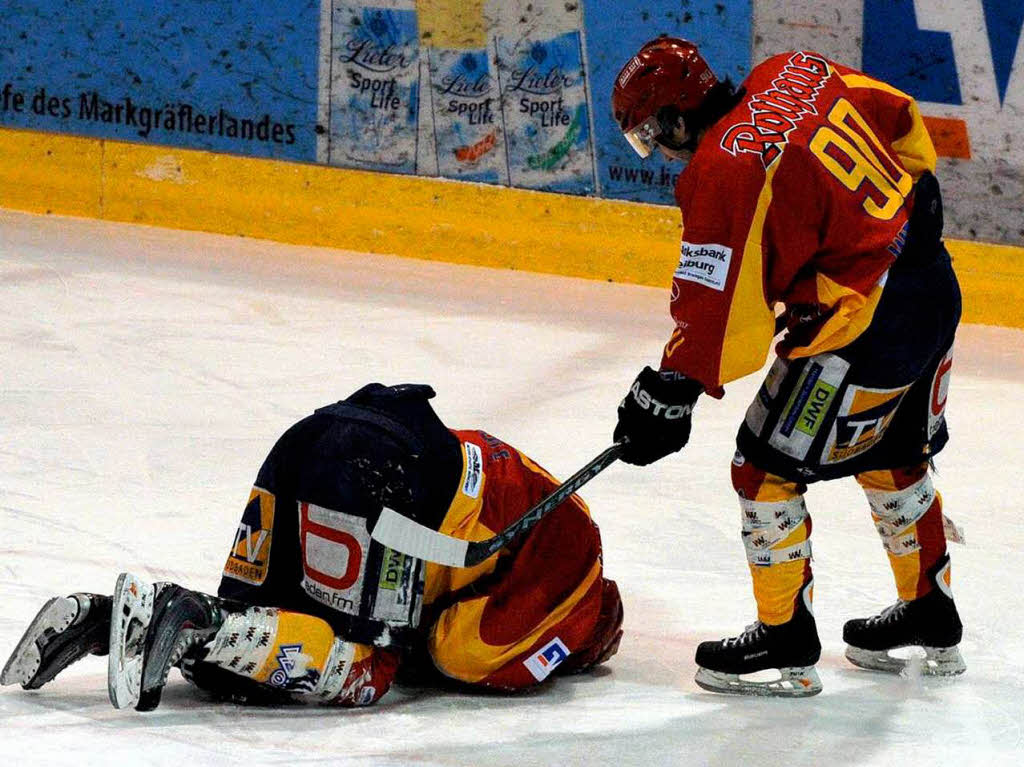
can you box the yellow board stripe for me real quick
[0,126,1021,329]
[417,0,487,48]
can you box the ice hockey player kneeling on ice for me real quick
[609,37,965,697]
[2,383,623,711]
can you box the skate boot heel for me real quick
[108,573,156,709]
[916,646,966,676]
[843,554,965,678]
[2,593,112,690]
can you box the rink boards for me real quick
[0,124,1021,329]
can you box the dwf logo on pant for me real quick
[523,637,571,682]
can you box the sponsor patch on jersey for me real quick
[268,644,309,687]
[821,383,910,464]
[768,354,849,460]
[928,347,954,439]
[299,501,371,616]
[461,441,484,499]
[523,637,571,682]
[357,686,377,705]
[223,486,275,586]
[674,241,733,291]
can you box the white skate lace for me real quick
[867,600,908,625]
[723,621,766,648]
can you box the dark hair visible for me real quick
[654,79,744,151]
[686,79,744,135]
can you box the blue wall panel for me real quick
[0,0,320,160]
[584,0,752,204]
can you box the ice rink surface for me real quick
[1,209,1023,766]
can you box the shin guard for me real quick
[733,455,813,625]
[856,464,948,600]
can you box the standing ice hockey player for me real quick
[609,37,964,696]
[2,383,623,710]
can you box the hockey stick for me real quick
[370,441,625,568]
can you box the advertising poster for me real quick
[328,2,421,173]
[428,47,506,184]
[496,30,596,195]
[583,0,752,204]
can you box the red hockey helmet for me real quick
[612,36,719,158]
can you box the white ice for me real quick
[1,209,1022,766]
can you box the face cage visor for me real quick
[622,114,663,159]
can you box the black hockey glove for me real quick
[614,366,703,466]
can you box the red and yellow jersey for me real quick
[423,429,604,686]
[341,429,612,700]
[662,51,937,395]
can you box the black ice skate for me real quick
[108,572,224,711]
[694,581,822,697]
[843,554,965,677]
[1,593,112,690]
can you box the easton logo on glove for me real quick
[628,378,694,419]
[615,367,703,466]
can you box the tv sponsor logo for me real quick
[223,487,276,586]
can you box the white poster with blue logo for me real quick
[496,30,595,195]
[329,3,421,173]
[429,48,507,184]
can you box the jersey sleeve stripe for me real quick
[717,162,781,385]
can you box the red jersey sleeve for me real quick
[660,143,777,396]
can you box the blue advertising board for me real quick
[0,0,753,204]
[583,0,753,203]
[0,0,321,161]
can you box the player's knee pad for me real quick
[200,606,354,701]
[733,453,811,566]
[856,469,937,557]
[740,494,812,566]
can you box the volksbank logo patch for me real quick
[675,242,733,292]
[523,637,571,681]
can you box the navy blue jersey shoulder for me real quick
[258,383,462,531]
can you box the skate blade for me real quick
[1,597,79,689]
[845,645,966,677]
[108,573,155,709]
[694,665,822,698]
